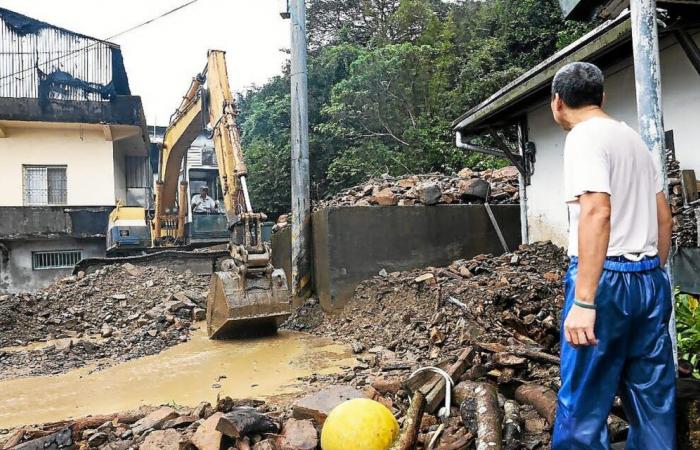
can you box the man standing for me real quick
[191,186,217,213]
[550,62,675,449]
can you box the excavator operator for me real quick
[192,186,217,213]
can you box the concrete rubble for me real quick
[0,263,209,379]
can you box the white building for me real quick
[0,8,151,292]
[453,10,700,248]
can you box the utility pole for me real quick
[629,0,677,364]
[630,0,667,188]
[288,0,311,301]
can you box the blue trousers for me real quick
[552,256,676,450]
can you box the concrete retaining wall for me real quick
[272,205,521,310]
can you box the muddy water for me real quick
[0,329,355,429]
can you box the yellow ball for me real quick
[321,398,399,450]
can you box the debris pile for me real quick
[0,263,208,378]
[0,398,318,450]
[315,167,520,210]
[667,155,699,247]
[285,242,628,448]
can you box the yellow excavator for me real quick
[80,50,290,338]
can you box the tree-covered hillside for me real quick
[237,0,593,218]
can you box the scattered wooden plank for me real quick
[680,169,698,204]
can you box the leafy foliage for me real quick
[676,289,700,377]
[239,0,595,217]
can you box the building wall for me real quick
[0,125,115,206]
[0,237,105,293]
[525,32,700,247]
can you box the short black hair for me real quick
[551,62,604,108]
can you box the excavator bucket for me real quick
[206,267,291,339]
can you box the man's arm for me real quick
[565,192,611,347]
[656,192,672,266]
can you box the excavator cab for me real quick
[207,212,291,338]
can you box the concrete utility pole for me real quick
[289,0,312,300]
[630,0,667,186]
[629,0,677,363]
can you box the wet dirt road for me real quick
[0,329,355,429]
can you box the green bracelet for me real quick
[573,299,597,310]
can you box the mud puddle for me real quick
[0,329,355,429]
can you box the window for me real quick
[23,165,67,205]
[31,250,82,270]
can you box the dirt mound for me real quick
[0,264,208,378]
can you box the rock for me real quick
[87,432,108,448]
[111,294,127,300]
[191,412,224,450]
[121,263,142,277]
[292,386,366,425]
[131,406,179,435]
[140,429,187,450]
[276,419,318,450]
[351,341,365,354]
[458,167,475,178]
[457,178,490,201]
[253,440,277,450]
[492,166,519,181]
[416,182,442,205]
[414,273,435,284]
[372,188,399,206]
[162,415,197,429]
[378,268,388,278]
[100,325,113,338]
[192,308,206,321]
[193,401,214,419]
[492,353,527,367]
[370,376,402,394]
[13,428,72,450]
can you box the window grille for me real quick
[23,165,67,205]
[32,250,82,270]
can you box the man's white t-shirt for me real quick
[564,117,663,260]
[192,194,216,213]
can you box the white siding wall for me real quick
[525,32,700,248]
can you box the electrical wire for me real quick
[0,0,202,84]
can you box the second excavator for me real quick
[97,50,290,338]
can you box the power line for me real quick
[0,0,202,84]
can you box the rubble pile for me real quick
[0,263,209,378]
[285,243,615,448]
[316,166,520,209]
[667,155,699,247]
[0,397,318,450]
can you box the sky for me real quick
[0,0,291,125]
